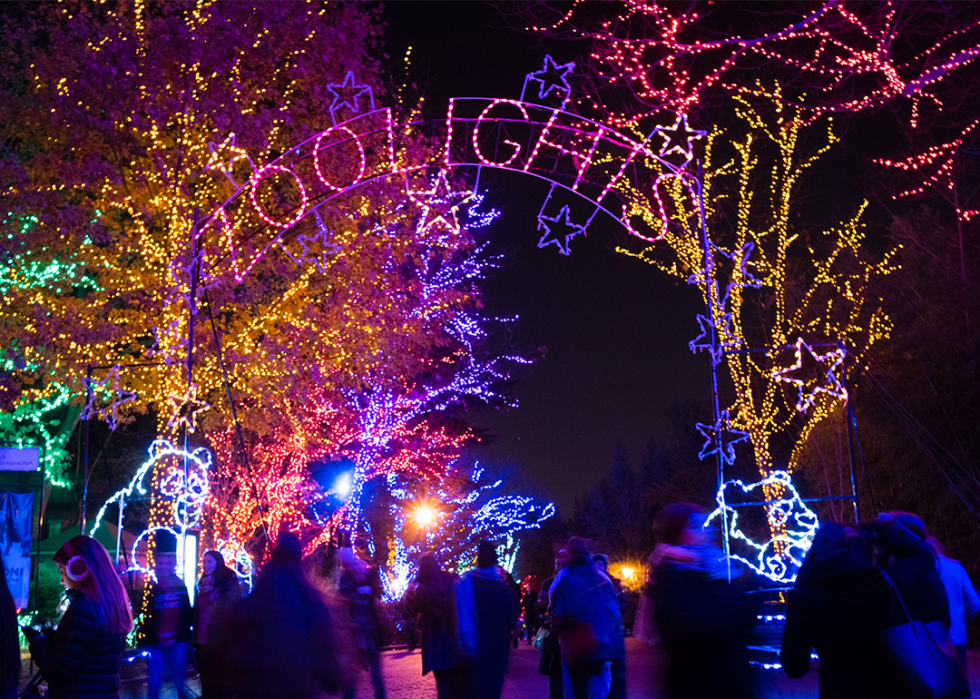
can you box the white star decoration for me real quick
[773,338,848,412]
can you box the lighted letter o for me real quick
[249,164,308,229]
[313,126,366,192]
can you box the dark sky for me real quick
[382,3,710,511]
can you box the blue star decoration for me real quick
[296,212,342,273]
[327,72,374,125]
[81,366,137,431]
[695,410,751,465]
[655,113,706,164]
[537,206,587,256]
[773,338,848,412]
[689,311,738,362]
[687,241,764,306]
[527,55,575,100]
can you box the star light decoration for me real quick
[326,71,375,125]
[206,133,254,188]
[165,383,211,434]
[527,55,576,101]
[80,365,138,431]
[706,470,819,583]
[695,410,751,465]
[654,113,706,165]
[772,338,848,413]
[536,205,587,256]
[284,209,341,273]
[407,169,475,244]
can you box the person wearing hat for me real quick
[29,535,133,699]
[456,541,516,699]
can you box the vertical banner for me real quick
[0,492,33,608]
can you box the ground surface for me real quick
[19,640,980,697]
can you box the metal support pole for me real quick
[81,364,92,533]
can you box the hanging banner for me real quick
[0,492,33,608]
[0,447,40,472]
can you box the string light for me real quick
[706,471,819,583]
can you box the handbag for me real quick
[532,625,550,650]
[877,569,969,699]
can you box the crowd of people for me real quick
[0,506,976,699]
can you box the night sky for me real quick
[383,3,711,511]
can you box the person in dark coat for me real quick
[213,531,348,699]
[144,545,193,699]
[538,548,568,699]
[521,582,541,645]
[865,514,950,628]
[403,554,463,698]
[651,503,759,699]
[0,550,19,699]
[338,545,387,699]
[781,521,926,698]
[550,537,622,699]
[30,535,133,699]
[456,541,516,699]
[193,550,242,698]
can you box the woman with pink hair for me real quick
[29,535,133,699]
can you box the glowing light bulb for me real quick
[333,473,352,500]
[414,506,435,526]
[620,566,636,581]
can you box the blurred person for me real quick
[590,552,625,699]
[403,554,463,699]
[888,512,979,669]
[521,581,541,645]
[863,514,949,628]
[456,541,516,699]
[652,503,758,699]
[500,570,523,649]
[0,554,19,699]
[538,548,568,699]
[29,535,133,699]
[782,521,929,697]
[213,531,347,699]
[193,550,242,699]
[550,537,623,699]
[143,535,193,699]
[338,545,387,699]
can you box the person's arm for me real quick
[31,599,100,687]
[779,590,813,679]
[959,562,980,623]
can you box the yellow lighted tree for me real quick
[618,85,898,496]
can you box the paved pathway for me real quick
[54,639,979,698]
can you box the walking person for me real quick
[549,537,621,699]
[538,548,568,699]
[338,545,388,699]
[456,541,516,699]
[887,512,979,671]
[403,553,464,698]
[28,535,133,699]
[144,535,193,699]
[652,503,758,699]
[0,554,19,699]
[193,550,242,698]
[213,531,348,699]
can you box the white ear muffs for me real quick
[65,555,91,582]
